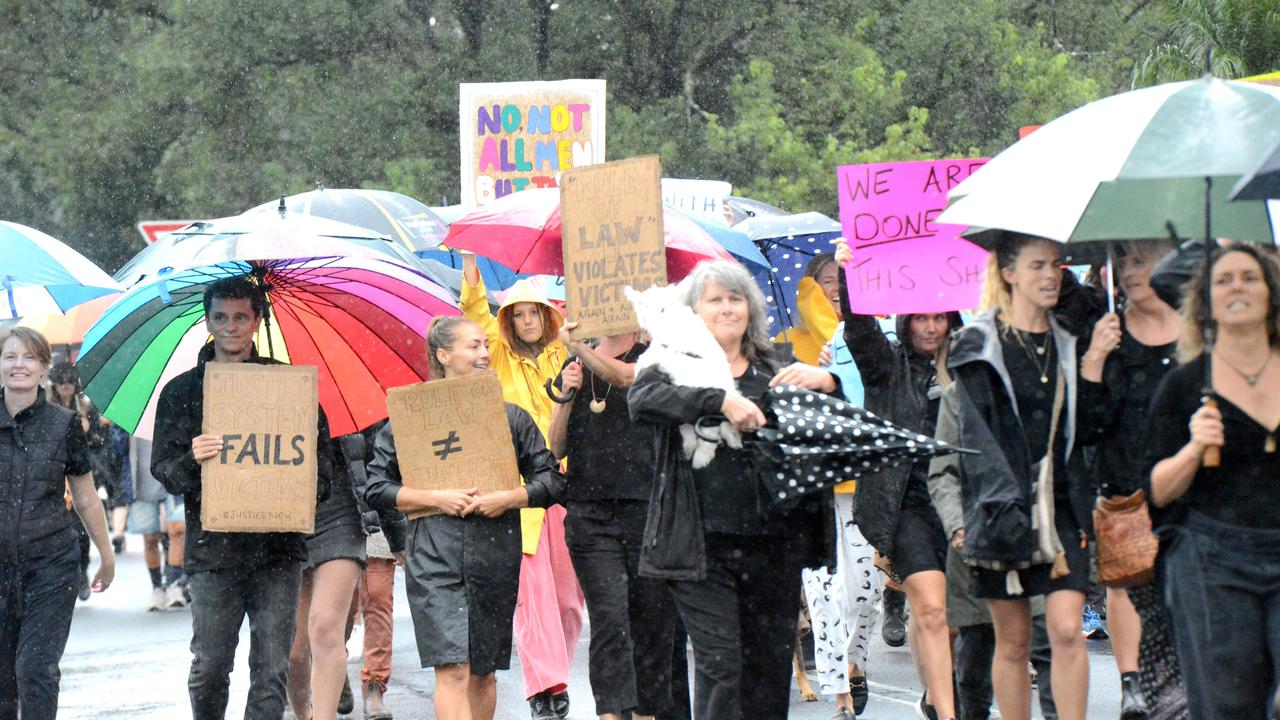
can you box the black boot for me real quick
[882,588,907,647]
[530,692,557,720]
[551,691,570,720]
[1120,672,1150,719]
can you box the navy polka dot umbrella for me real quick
[752,384,974,503]
[734,212,842,337]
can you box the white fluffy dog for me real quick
[625,284,742,468]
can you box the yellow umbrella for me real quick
[18,293,121,348]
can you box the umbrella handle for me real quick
[1201,397,1221,468]
[545,378,576,404]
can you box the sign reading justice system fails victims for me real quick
[201,363,319,533]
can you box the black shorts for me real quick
[970,511,1089,599]
[889,494,949,581]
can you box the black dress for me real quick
[365,402,564,675]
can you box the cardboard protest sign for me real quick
[201,363,319,533]
[561,155,667,339]
[459,80,607,208]
[837,159,991,314]
[385,373,519,519]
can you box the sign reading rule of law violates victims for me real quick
[561,155,667,339]
[201,363,319,533]
[459,80,607,207]
[385,373,520,520]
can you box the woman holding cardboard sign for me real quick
[460,252,584,720]
[365,316,566,720]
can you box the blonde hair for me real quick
[978,233,1059,325]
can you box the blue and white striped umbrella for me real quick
[1,221,122,320]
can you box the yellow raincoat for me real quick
[461,274,567,554]
[772,276,854,493]
[773,276,839,366]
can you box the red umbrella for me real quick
[443,188,736,279]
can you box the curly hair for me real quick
[1178,244,1280,362]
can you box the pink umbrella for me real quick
[443,188,736,280]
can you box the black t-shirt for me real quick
[1000,329,1069,496]
[561,344,653,503]
[1146,354,1280,529]
[695,361,781,536]
[1095,328,1177,496]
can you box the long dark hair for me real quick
[1178,244,1280,361]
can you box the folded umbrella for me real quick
[79,255,458,440]
[1,221,123,319]
[753,384,973,504]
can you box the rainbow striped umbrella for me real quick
[1,221,122,319]
[78,255,458,440]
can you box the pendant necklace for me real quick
[1015,328,1054,384]
[1215,349,1273,387]
[589,372,611,413]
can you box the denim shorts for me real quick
[127,495,184,534]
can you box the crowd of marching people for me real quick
[5,229,1280,720]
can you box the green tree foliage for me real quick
[1134,0,1280,85]
[1,0,1161,273]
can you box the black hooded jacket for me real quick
[837,270,962,557]
[151,343,335,573]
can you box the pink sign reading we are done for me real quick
[837,159,990,315]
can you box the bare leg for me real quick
[434,663,473,720]
[142,533,162,572]
[166,520,185,568]
[287,572,315,720]
[1106,586,1140,674]
[904,570,954,718]
[1045,589,1088,720]
[468,672,497,720]
[111,506,129,540]
[307,559,361,720]
[988,598,1032,720]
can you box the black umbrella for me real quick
[751,384,974,504]
[1228,141,1280,201]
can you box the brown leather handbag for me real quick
[1093,489,1159,588]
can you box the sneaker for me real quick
[917,692,939,720]
[337,675,354,715]
[849,675,869,715]
[551,691,570,720]
[1081,604,1108,639]
[165,583,188,609]
[1120,672,1151,719]
[147,586,166,612]
[529,692,557,720]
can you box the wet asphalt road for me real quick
[58,545,1123,719]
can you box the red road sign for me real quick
[136,220,197,244]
